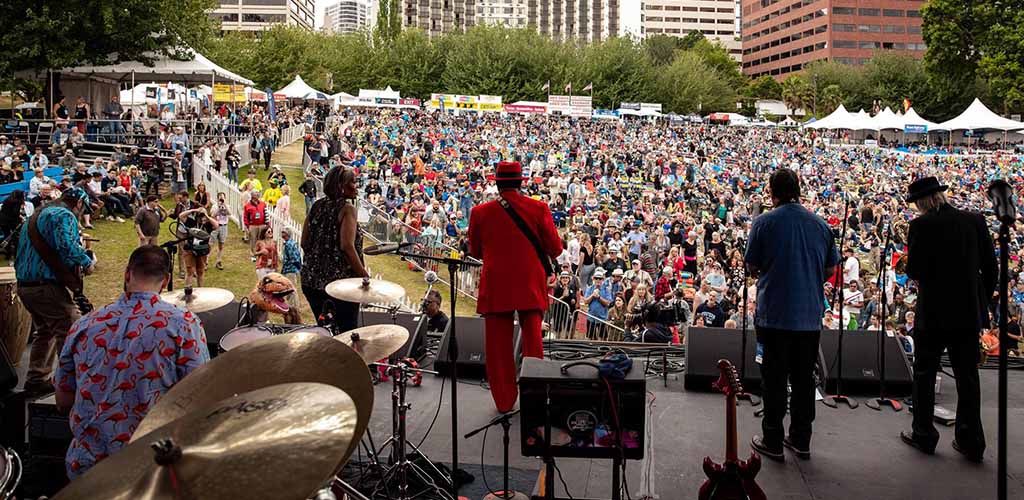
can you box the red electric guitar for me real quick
[699,359,767,500]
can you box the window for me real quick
[647,16,662,22]
[700,7,715,12]
[665,5,681,11]
[883,9,904,17]
[907,25,922,34]
[858,8,880,16]
[858,24,880,33]
[647,4,662,10]
[859,41,880,49]
[716,19,732,24]
[833,40,857,48]
[682,6,698,12]
[717,8,733,14]
[833,7,855,15]
[214,13,239,22]
[883,25,905,33]
[243,13,285,22]
[907,10,921,17]
[242,0,284,5]
[834,23,855,32]
[647,27,662,33]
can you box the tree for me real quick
[573,37,656,108]
[376,0,401,43]
[819,84,843,114]
[0,0,216,76]
[643,35,684,66]
[861,52,932,115]
[744,75,783,100]
[689,38,746,91]
[781,75,812,115]
[654,52,735,114]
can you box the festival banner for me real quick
[504,104,547,114]
[593,109,620,118]
[455,101,480,110]
[213,84,246,102]
[570,95,593,117]
[548,95,571,115]
[640,102,663,112]
[399,98,421,107]
[375,97,398,106]
[904,124,928,134]
[619,102,641,111]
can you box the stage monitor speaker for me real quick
[684,327,760,392]
[819,329,913,396]
[433,316,522,379]
[359,310,430,362]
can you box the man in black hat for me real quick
[900,176,996,463]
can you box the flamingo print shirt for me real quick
[56,291,209,479]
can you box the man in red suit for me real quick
[469,161,563,413]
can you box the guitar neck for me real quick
[726,394,738,463]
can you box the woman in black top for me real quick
[73,96,90,134]
[301,167,368,331]
[52,96,69,123]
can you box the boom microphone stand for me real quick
[823,196,858,409]
[866,224,901,411]
[465,410,528,500]
[736,264,760,406]
[987,180,1014,500]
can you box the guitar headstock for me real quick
[712,359,743,397]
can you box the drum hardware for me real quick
[366,360,452,500]
[326,277,407,306]
[160,287,235,313]
[0,446,22,500]
[333,325,410,365]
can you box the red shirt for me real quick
[244,201,267,226]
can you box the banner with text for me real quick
[213,84,246,103]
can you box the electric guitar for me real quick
[699,359,766,500]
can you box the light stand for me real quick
[866,224,902,411]
[987,180,1014,500]
[465,410,528,500]
[736,265,759,406]
[823,197,858,409]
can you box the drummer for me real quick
[55,245,209,479]
[301,167,368,331]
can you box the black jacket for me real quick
[906,204,996,332]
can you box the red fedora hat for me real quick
[495,161,527,181]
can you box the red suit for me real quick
[468,189,563,412]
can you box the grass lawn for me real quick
[3,140,479,322]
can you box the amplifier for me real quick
[518,357,645,460]
[28,395,72,460]
[434,316,523,379]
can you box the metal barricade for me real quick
[544,294,578,340]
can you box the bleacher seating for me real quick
[0,167,65,200]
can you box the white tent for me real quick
[847,109,876,131]
[804,104,852,129]
[871,107,904,130]
[778,116,800,128]
[901,107,938,132]
[933,98,1024,131]
[48,50,253,86]
[277,75,328,100]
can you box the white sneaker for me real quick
[106,215,115,221]
[115,217,126,223]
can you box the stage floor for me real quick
[371,366,1024,500]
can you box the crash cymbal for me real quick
[133,332,372,468]
[55,383,355,500]
[334,324,410,364]
[325,278,406,305]
[159,287,235,313]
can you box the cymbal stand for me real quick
[823,197,858,409]
[866,224,901,411]
[371,361,453,500]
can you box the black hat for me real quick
[906,176,947,203]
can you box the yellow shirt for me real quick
[263,187,282,207]
[239,178,262,192]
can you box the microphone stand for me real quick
[396,247,481,498]
[464,410,528,500]
[823,197,858,409]
[736,263,760,406]
[866,224,901,411]
[987,179,1015,500]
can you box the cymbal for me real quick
[133,332,372,468]
[334,324,410,363]
[325,278,405,305]
[54,383,355,500]
[160,287,235,313]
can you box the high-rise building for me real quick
[213,0,317,32]
[475,0,529,28]
[527,1,642,43]
[642,1,742,61]
[402,0,478,37]
[323,0,376,34]
[740,0,926,79]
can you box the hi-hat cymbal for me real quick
[160,287,235,313]
[55,383,356,500]
[133,332,372,468]
[334,324,410,363]
[325,278,406,305]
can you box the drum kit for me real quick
[51,276,449,500]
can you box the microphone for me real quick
[424,270,438,284]
[363,241,413,255]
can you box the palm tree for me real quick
[781,75,812,116]
[819,84,844,115]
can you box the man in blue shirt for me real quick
[744,168,837,462]
[15,188,96,396]
[583,269,613,340]
[280,228,303,311]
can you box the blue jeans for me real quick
[305,195,315,215]
[228,166,239,183]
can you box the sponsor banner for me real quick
[904,124,928,134]
[640,102,663,112]
[593,109,620,118]
[455,101,480,110]
[549,95,571,114]
[708,113,731,121]
[570,95,593,117]
[478,102,503,112]
[478,94,503,104]
[864,139,878,147]
[375,97,398,105]
[504,104,546,114]
[619,102,641,110]
[399,98,421,107]
[213,83,245,102]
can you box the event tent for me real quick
[47,50,253,86]
[778,116,800,128]
[901,107,938,132]
[277,75,328,100]
[933,98,1024,131]
[870,107,904,131]
[804,104,852,130]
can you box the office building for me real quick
[740,0,926,79]
[213,0,317,32]
[643,0,742,60]
[528,0,643,43]
[475,0,529,28]
[402,0,478,37]
[323,0,376,34]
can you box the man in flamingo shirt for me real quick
[55,246,209,479]
[468,161,563,413]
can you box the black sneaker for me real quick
[951,440,983,463]
[751,436,785,463]
[900,431,935,455]
[783,437,811,460]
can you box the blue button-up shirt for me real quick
[584,282,613,319]
[745,203,838,331]
[281,238,303,274]
[15,205,93,282]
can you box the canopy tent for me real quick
[804,104,852,129]
[933,98,1024,131]
[901,107,938,132]
[36,50,253,86]
[778,116,800,128]
[870,107,904,130]
[277,75,329,100]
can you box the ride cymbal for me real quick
[159,287,235,313]
[133,332,372,467]
[334,324,410,364]
[55,383,356,500]
[325,278,406,305]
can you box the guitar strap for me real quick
[26,208,85,294]
[497,197,555,277]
